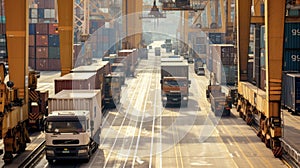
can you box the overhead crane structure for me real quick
[236,0,285,157]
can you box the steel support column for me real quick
[264,0,285,136]
[5,0,28,100]
[57,0,74,76]
[236,0,251,84]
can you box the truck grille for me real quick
[53,139,79,144]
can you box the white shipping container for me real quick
[30,8,38,19]
[30,19,38,23]
[50,9,56,19]
[44,9,51,19]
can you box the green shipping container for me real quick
[48,47,60,59]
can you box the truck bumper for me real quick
[45,145,89,160]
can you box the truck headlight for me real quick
[46,150,54,156]
[162,97,167,101]
[78,149,88,154]
[183,97,188,100]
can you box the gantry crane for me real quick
[236,0,286,157]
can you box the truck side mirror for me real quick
[160,80,162,84]
[188,80,191,85]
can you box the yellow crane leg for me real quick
[57,0,74,76]
[264,0,285,157]
[236,0,251,83]
[3,0,30,163]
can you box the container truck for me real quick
[45,90,102,163]
[160,58,190,107]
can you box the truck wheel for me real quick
[47,159,54,164]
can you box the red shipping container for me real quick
[44,0,55,8]
[54,72,97,94]
[29,35,35,46]
[36,35,48,46]
[48,59,61,71]
[29,46,35,58]
[36,47,48,58]
[48,23,58,34]
[36,58,48,71]
[29,58,36,69]
[0,23,5,34]
[36,23,48,34]
[260,68,266,91]
[37,0,45,8]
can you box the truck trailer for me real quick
[45,90,102,163]
[160,58,190,107]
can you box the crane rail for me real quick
[18,140,46,168]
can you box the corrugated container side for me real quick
[0,46,7,58]
[36,58,48,71]
[36,35,48,46]
[29,46,35,58]
[36,47,48,59]
[248,60,254,83]
[283,49,300,72]
[48,23,58,34]
[29,35,35,46]
[37,0,45,8]
[30,8,38,19]
[48,47,60,59]
[260,49,265,68]
[48,59,61,71]
[260,25,265,48]
[260,68,266,91]
[29,23,36,35]
[44,0,55,8]
[284,23,300,49]
[0,34,6,47]
[282,73,300,113]
[38,8,44,19]
[29,58,35,69]
[54,73,97,94]
[36,23,48,34]
[0,23,5,34]
[48,34,59,47]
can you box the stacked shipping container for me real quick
[207,44,237,85]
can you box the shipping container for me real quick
[48,90,102,115]
[260,49,265,68]
[215,65,237,85]
[0,23,5,34]
[29,23,36,35]
[36,47,48,59]
[48,23,58,34]
[44,0,55,8]
[36,35,48,46]
[48,47,60,59]
[260,25,265,48]
[36,23,48,34]
[284,23,300,49]
[38,8,44,19]
[29,46,35,58]
[209,44,237,66]
[0,46,7,58]
[208,33,225,44]
[282,73,300,114]
[283,49,300,72]
[48,59,61,71]
[29,58,36,69]
[30,8,38,19]
[248,60,254,83]
[36,58,48,71]
[37,0,45,8]
[48,34,59,47]
[260,68,266,91]
[29,35,35,46]
[0,34,6,47]
[54,72,97,94]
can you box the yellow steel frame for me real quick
[57,0,74,76]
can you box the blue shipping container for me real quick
[48,35,60,47]
[38,9,44,19]
[29,23,36,35]
[282,73,300,114]
[260,26,265,48]
[284,23,300,49]
[283,50,300,72]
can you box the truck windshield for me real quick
[112,66,124,72]
[46,120,86,133]
[164,80,187,87]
